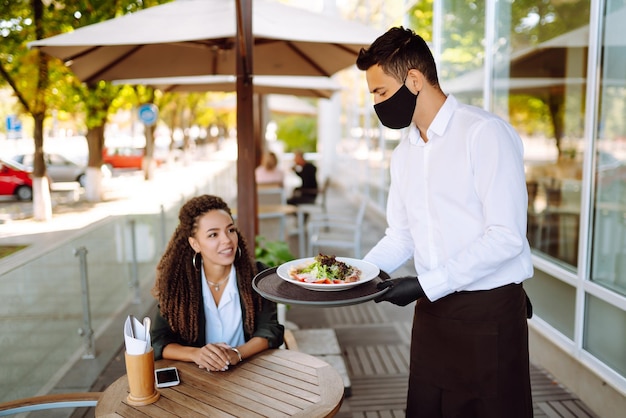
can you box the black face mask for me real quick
[373,84,418,129]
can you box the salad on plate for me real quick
[289,254,361,284]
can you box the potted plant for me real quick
[254,236,295,267]
[254,236,296,325]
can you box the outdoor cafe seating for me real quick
[0,342,344,417]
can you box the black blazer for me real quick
[151,263,284,360]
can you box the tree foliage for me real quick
[0,0,174,209]
[275,115,317,153]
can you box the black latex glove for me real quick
[374,276,425,306]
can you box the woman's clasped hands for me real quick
[195,342,239,372]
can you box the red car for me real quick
[0,158,33,200]
[102,147,145,170]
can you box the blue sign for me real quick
[6,115,22,139]
[138,104,158,126]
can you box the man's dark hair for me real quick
[356,26,439,87]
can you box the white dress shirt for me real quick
[364,94,533,301]
[201,267,245,347]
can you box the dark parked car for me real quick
[0,158,33,201]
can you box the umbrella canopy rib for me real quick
[87,45,144,85]
[283,41,330,77]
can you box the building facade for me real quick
[333,1,626,415]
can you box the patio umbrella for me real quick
[29,0,377,83]
[30,0,378,245]
[206,95,319,115]
[113,75,341,99]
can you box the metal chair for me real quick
[0,392,101,416]
[296,177,330,219]
[307,199,367,258]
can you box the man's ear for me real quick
[406,69,423,93]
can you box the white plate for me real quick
[276,257,380,291]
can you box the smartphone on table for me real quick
[155,367,180,388]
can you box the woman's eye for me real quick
[228,227,237,234]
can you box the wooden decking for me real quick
[287,302,598,418]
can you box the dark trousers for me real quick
[406,283,532,418]
[287,187,317,205]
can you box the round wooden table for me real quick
[95,349,344,417]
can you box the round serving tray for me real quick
[253,267,390,307]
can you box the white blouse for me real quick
[201,267,245,347]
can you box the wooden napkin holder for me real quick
[124,348,160,406]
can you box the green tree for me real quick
[275,115,317,152]
[0,0,173,218]
[109,84,161,180]
[157,91,215,162]
[50,0,173,189]
[1,0,54,220]
[407,0,433,41]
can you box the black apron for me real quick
[406,283,533,418]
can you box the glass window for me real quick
[493,0,591,269]
[590,2,626,297]
[438,0,486,108]
[584,294,626,377]
[524,268,576,339]
[439,0,485,79]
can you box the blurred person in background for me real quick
[287,150,318,205]
[255,151,285,186]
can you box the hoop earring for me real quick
[192,252,201,271]
[236,246,242,259]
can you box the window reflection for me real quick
[591,3,626,297]
[494,0,590,268]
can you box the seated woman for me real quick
[255,151,285,186]
[151,194,284,372]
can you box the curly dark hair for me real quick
[356,26,439,87]
[152,194,262,343]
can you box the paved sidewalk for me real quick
[0,142,237,241]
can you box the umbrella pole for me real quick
[236,0,258,247]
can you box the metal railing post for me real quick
[128,219,141,304]
[74,246,95,359]
[160,204,167,252]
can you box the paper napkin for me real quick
[124,315,152,355]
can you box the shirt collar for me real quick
[408,124,422,145]
[223,266,238,296]
[408,94,457,145]
[200,265,238,307]
[428,94,457,139]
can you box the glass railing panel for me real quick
[0,159,236,403]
